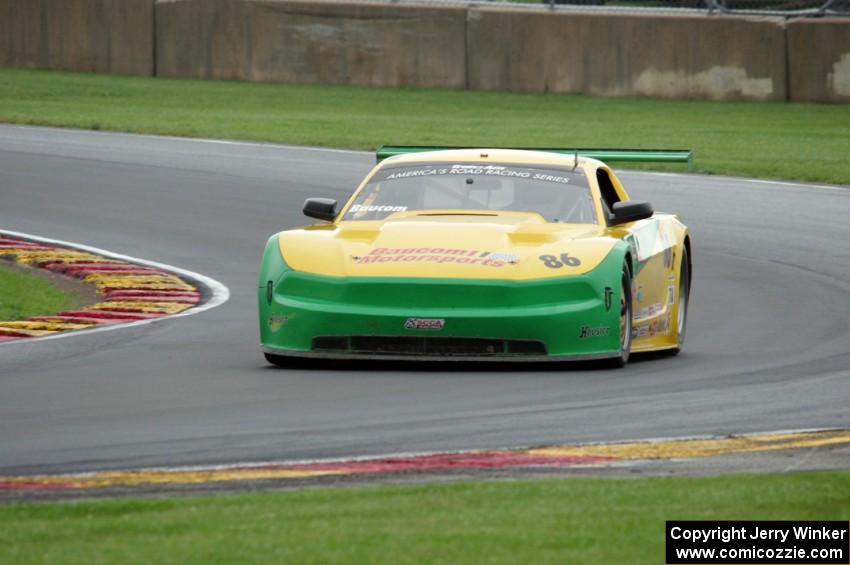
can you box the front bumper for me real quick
[258,270,623,361]
[262,344,618,362]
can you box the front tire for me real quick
[608,260,633,368]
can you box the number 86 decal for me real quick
[539,253,582,268]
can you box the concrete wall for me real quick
[0,0,155,76]
[788,18,850,103]
[467,8,787,101]
[155,0,249,81]
[156,0,467,88]
[2,0,849,102]
[0,0,41,69]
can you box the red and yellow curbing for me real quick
[0,235,202,340]
[1,430,848,493]
[527,429,850,460]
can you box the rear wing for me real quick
[375,145,693,169]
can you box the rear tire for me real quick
[665,245,690,357]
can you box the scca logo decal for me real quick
[404,318,445,330]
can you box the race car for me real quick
[258,146,692,367]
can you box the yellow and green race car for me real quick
[258,146,692,367]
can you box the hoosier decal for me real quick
[268,314,289,331]
[578,325,610,338]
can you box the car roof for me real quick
[378,148,605,169]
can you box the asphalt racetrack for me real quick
[1,125,849,476]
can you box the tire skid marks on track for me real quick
[2,429,847,493]
[0,235,201,340]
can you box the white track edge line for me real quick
[0,229,230,345]
[619,169,848,192]
[3,125,848,193]
[0,124,370,156]
[17,427,845,478]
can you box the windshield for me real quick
[342,163,596,224]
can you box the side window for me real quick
[596,168,621,219]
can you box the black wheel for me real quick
[665,245,690,357]
[607,260,633,368]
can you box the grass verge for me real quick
[1,68,849,184]
[1,472,849,564]
[0,262,78,321]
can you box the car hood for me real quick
[277,212,620,280]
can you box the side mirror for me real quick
[303,198,338,222]
[609,200,653,226]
